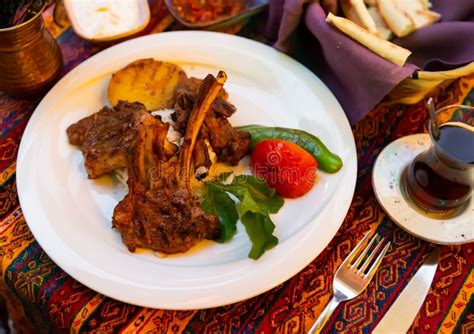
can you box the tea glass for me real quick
[405,105,474,214]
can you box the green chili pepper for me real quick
[239,125,343,173]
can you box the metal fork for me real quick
[308,232,391,333]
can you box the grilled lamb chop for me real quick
[111,73,226,253]
[113,169,220,253]
[67,76,225,254]
[112,146,220,254]
[172,76,251,167]
[66,101,177,179]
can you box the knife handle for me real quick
[308,296,340,334]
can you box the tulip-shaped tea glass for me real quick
[405,105,474,214]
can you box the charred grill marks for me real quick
[66,71,250,254]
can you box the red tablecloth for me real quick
[0,3,472,333]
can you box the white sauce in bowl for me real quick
[66,0,147,39]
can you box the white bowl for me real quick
[64,0,150,43]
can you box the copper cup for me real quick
[0,4,63,99]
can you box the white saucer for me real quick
[372,134,473,245]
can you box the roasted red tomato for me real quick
[251,139,318,198]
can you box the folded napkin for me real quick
[267,0,474,124]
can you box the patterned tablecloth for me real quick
[0,3,473,334]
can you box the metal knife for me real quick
[373,247,440,334]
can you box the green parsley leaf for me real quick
[201,183,238,242]
[241,212,278,259]
[231,175,284,213]
[202,175,284,259]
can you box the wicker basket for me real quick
[385,62,474,104]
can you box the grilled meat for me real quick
[205,114,251,166]
[112,73,226,254]
[193,139,212,179]
[113,180,220,253]
[172,77,251,166]
[68,72,238,255]
[112,155,220,254]
[67,101,179,179]
[67,101,171,179]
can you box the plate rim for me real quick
[16,31,357,309]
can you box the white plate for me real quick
[373,134,473,245]
[16,31,357,309]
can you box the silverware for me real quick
[308,232,391,333]
[373,247,440,334]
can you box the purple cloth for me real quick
[267,0,474,124]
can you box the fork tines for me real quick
[345,232,391,277]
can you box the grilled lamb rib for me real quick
[113,157,220,253]
[67,73,227,254]
[172,76,251,167]
[111,73,226,253]
[66,101,177,179]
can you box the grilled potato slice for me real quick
[108,59,187,110]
